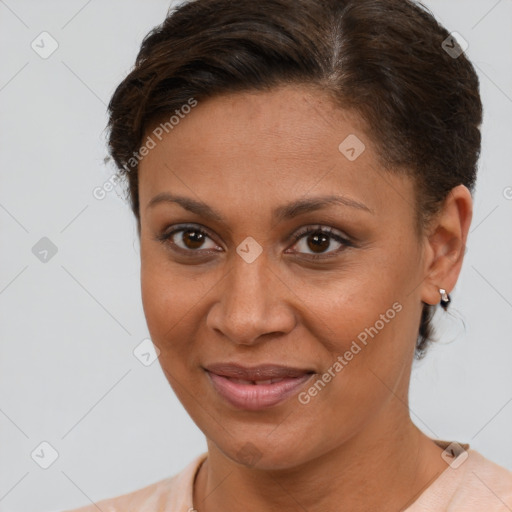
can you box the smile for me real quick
[204,364,315,410]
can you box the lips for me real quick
[204,363,314,410]
[205,362,313,380]
[227,377,289,385]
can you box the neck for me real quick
[193,403,447,512]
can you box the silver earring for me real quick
[439,288,451,310]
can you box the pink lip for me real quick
[204,363,314,410]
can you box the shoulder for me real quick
[409,446,512,511]
[62,477,176,512]
[452,449,512,507]
[60,453,207,512]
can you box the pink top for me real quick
[63,440,512,511]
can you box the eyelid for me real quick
[162,222,218,241]
[157,223,223,253]
[286,224,353,258]
[290,224,350,243]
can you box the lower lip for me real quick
[206,371,314,410]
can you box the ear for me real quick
[420,184,473,306]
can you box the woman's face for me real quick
[138,85,430,469]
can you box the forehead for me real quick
[138,85,414,223]
[150,85,364,161]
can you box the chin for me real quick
[211,433,316,471]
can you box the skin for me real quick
[137,84,472,512]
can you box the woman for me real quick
[65,0,512,510]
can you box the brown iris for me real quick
[307,232,330,253]
[182,229,206,249]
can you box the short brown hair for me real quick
[106,0,482,358]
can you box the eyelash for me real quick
[288,225,353,259]
[157,223,353,260]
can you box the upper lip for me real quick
[204,363,314,380]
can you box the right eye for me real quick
[158,224,222,255]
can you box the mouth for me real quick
[204,363,315,410]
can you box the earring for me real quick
[439,288,451,311]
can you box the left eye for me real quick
[288,226,351,258]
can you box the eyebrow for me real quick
[146,192,374,222]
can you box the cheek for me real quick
[300,296,412,431]
[140,248,217,369]
[302,251,417,386]
[324,291,409,373]
[293,261,404,346]
[140,249,190,355]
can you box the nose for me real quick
[206,252,296,346]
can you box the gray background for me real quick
[0,1,511,511]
